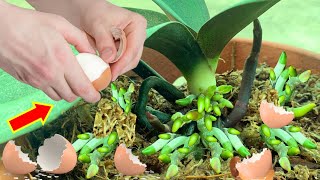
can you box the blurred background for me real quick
[7,0,320,54]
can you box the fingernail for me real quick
[101,48,114,63]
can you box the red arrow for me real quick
[7,102,53,133]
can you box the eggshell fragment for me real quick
[37,134,77,174]
[229,156,241,178]
[259,100,294,128]
[236,148,274,180]
[76,53,112,91]
[111,28,127,63]
[0,160,27,180]
[114,144,146,176]
[2,141,37,175]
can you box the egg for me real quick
[1,140,37,175]
[111,28,127,63]
[114,144,146,176]
[235,148,274,180]
[259,100,294,128]
[76,53,112,91]
[37,134,77,174]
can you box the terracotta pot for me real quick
[140,38,320,82]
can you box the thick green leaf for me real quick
[126,7,169,28]
[145,22,216,94]
[152,0,209,32]
[197,0,280,59]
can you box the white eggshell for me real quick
[37,134,77,174]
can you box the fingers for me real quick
[43,87,61,101]
[110,44,143,81]
[61,43,101,103]
[91,24,117,63]
[110,15,147,80]
[49,15,96,54]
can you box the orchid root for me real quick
[224,19,262,127]
[133,60,165,80]
[133,76,184,132]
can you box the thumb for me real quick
[90,25,117,63]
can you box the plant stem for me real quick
[134,76,184,132]
[224,19,262,127]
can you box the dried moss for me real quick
[19,64,320,179]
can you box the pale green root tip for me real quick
[86,164,99,179]
[292,103,316,118]
[279,157,291,171]
[303,139,317,149]
[142,146,156,155]
[210,157,221,174]
[238,146,251,157]
[166,164,179,179]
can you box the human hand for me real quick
[72,0,147,81]
[0,2,100,103]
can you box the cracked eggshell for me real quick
[259,100,294,128]
[76,53,112,91]
[37,134,77,174]
[2,141,37,175]
[236,148,274,180]
[111,28,127,63]
[114,144,146,176]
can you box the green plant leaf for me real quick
[144,22,216,94]
[126,7,169,28]
[197,0,280,60]
[152,0,209,32]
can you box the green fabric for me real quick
[0,47,80,144]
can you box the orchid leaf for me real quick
[126,7,169,28]
[152,0,209,32]
[145,22,216,94]
[145,22,203,79]
[197,0,280,60]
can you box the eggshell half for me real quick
[2,141,37,175]
[76,53,112,91]
[111,28,127,63]
[114,144,146,176]
[236,149,273,180]
[0,160,27,180]
[37,134,77,174]
[259,100,294,128]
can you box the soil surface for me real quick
[17,64,319,180]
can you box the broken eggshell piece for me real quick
[259,100,294,128]
[111,28,127,63]
[37,134,77,174]
[2,140,37,175]
[114,143,146,176]
[76,53,112,91]
[235,148,274,180]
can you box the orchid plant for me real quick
[128,0,281,178]
[132,0,280,132]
